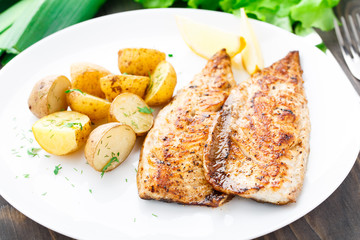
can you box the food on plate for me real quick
[28,75,71,118]
[70,62,111,98]
[175,15,246,59]
[137,49,235,207]
[144,60,177,106]
[85,122,136,174]
[66,89,111,120]
[32,111,92,155]
[234,8,264,74]
[108,92,154,136]
[100,74,150,101]
[203,51,310,205]
[117,48,166,76]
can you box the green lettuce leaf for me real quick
[134,0,175,8]
[188,0,220,10]
[135,0,340,35]
[290,0,339,31]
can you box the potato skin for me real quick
[28,75,71,118]
[70,62,111,98]
[144,60,177,106]
[118,48,166,76]
[100,74,150,101]
[66,90,111,120]
[85,122,136,172]
[85,123,117,171]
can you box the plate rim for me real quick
[0,8,359,240]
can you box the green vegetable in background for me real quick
[0,0,106,65]
[0,0,19,12]
[134,0,339,35]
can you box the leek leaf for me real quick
[0,0,106,65]
[0,0,20,13]
[0,0,27,34]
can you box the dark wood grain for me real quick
[1,1,360,239]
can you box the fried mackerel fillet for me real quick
[204,51,310,205]
[137,49,235,207]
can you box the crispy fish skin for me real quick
[204,51,310,205]
[137,49,235,207]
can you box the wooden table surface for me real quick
[1,0,360,239]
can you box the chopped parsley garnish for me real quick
[23,174,30,178]
[147,72,154,92]
[137,106,154,114]
[45,155,51,158]
[27,148,41,157]
[101,153,119,178]
[42,192,47,196]
[54,164,62,175]
[65,122,83,130]
[65,89,85,95]
[89,189,92,194]
[168,53,173,57]
[122,72,129,75]
[131,120,139,129]
[152,213,158,217]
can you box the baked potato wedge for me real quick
[28,75,71,118]
[85,122,136,175]
[118,48,166,76]
[66,89,111,120]
[100,74,150,101]
[32,111,91,155]
[145,60,177,106]
[70,62,111,98]
[108,93,154,136]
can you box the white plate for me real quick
[0,9,359,240]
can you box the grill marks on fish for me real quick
[204,51,310,204]
[137,49,235,207]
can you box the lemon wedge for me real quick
[176,15,246,59]
[235,8,264,74]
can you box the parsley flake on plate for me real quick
[54,164,62,175]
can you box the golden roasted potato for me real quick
[70,62,111,98]
[66,89,111,120]
[100,74,150,101]
[145,60,177,106]
[85,122,136,175]
[118,48,166,76]
[28,75,71,118]
[32,111,91,155]
[108,93,154,136]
